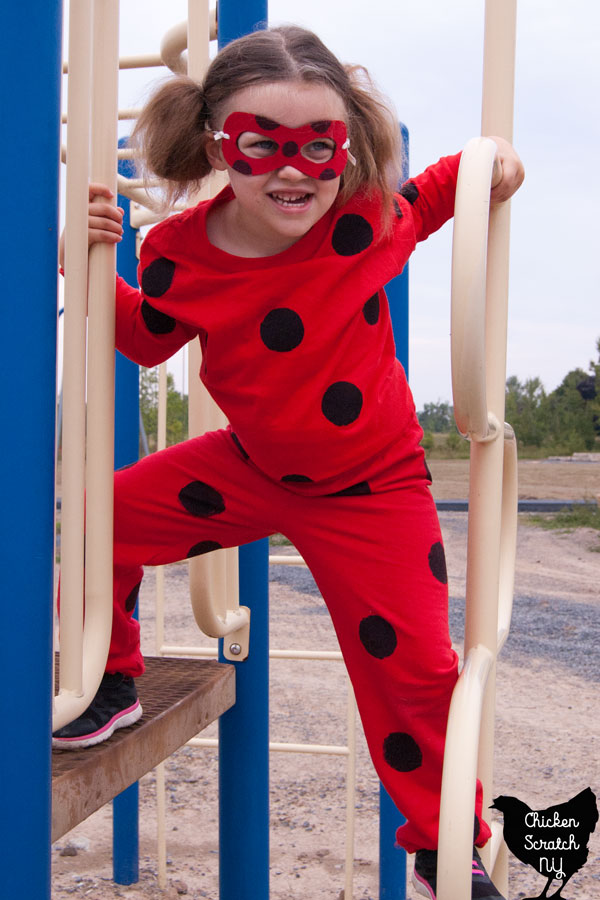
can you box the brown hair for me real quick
[132,26,402,221]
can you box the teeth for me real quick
[271,193,310,206]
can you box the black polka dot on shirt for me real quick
[141,300,176,335]
[331,214,374,256]
[179,481,225,517]
[125,580,142,613]
[260,308,304,352]
[233,159,253,175]
[322,381,363,426]
[428,541,447,584]
[399,182,419,205]
[359,615,397,659]
[186,540,223,559]
[362,293,380,325]
[383,732,423,771]
[141,257,176,297]
[328,481,371,497]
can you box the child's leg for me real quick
[280,460,491,853]
[96,428,278,674]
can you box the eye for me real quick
[301,138,336,163]
[237,132,279,158]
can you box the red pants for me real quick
[109,426,491,853]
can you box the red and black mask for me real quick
[213,112,351,180]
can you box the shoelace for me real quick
[472,859,486,877]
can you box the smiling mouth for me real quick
[269,192,312,208]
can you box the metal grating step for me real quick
[51,656,235,841]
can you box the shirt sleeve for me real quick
[114,225,198,368]
[396,152,462,244]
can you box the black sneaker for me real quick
[52,672,142,750]
[412,847,505,899]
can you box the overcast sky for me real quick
[70,0,599,410]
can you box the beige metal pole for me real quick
[54,0,121,730]
[57,0,94,702]
[438,2,517,897]
[467,0,517,865]
[185,0,249,661]
[82,0,121,701]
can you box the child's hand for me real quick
[59,183,124,269]
[488,136,524,203]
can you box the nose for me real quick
[276,164,307,181]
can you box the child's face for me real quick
[207,81,347,255]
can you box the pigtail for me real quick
[131,76,214,207]
[340,65,403,232]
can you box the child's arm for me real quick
[60,183,197,368]
[58,183,124,270]
[488,136,525,203]
[398,139,524,243]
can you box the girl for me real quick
[55,25,524,900]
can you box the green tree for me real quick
[504,375,547,447]
[417,400,454,432]
[140,367,188,452]
[543,367,596,452]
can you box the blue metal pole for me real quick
[0,3,62,897]
[218,541,270,900]
[216,8,269,899]
[379,122,411,900]
[112,141,142,885]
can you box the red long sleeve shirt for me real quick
[115,153,460,483]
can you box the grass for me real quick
[524,504,600,550]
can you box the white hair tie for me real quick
[212,130,230,141]
[342,139,357,167]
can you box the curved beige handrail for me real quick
[53,0,120,730]
[450,136,498,443]
[437,644,494,897]
[160,8,217,75]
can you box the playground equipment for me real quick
[438,4,518,898]
[0,1,518,898]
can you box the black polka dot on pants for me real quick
[359,615,397,659]
[383,732,423,772]
[124,580,142,613]
[231,432,249,460]
[428,541,447,584]
[321,381,363,426]
[331,214,374,256]
[178,481,226,517]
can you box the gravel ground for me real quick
[52,507,600,899]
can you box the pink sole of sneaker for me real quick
[412,871,436,900]
[52,700,143,750]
